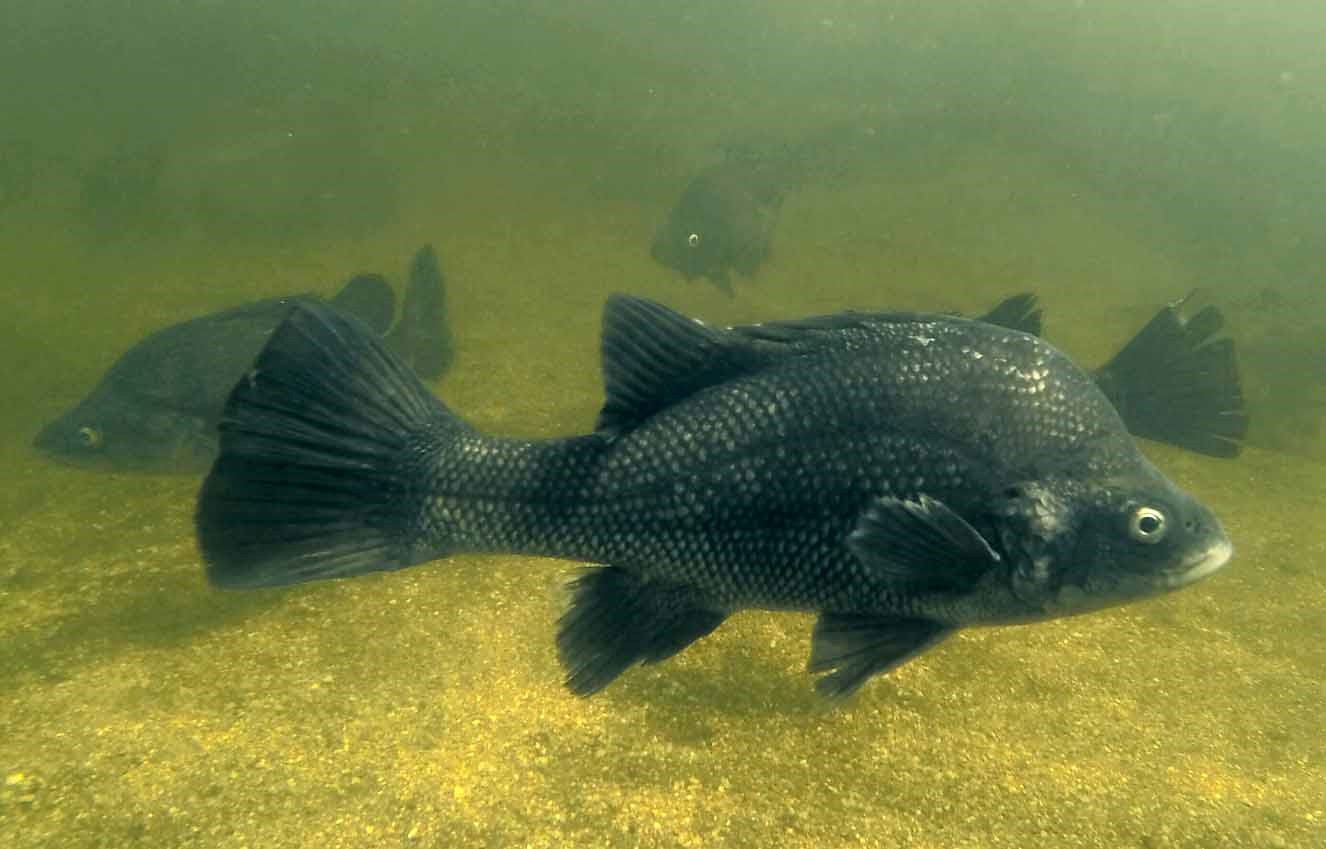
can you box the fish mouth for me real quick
[1164,539,1233,589]
[32,420,75,458]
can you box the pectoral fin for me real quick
[848,495,1001,590]
[808,614,953,698]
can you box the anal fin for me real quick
[808,614,953,699]
[556,567,726,696]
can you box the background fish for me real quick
[1089,295,1246,457]
[650,156,790,295]
[649,130,885,295]
[33,245,453,473]
[195,296,1232,699]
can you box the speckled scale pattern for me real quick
[409,315,1146,615]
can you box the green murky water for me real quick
[2,3,1323,848]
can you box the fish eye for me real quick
[1128,506,1167,544]
[77,426,104,449]
[687,232,701,248]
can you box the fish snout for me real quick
[33,417,77,455]
[1164,536,1233,589]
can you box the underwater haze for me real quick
[2,2,1324,848]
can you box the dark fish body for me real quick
[197,295,1232,698]
[34,245,452,474]
[650,159,787,295]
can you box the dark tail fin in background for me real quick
[330,273,396,335]
[196,302,466,588]
[385,244,454,380]
[976,293,1043,337]
[1093,295,1248,458]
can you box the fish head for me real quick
[997,473,1232,619]
[650,211,727,282]
[33,394,215,474]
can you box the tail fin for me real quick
[1093,296,1248,458]
[385,244,454,380]
[976,293,1043,337]
[196,302,463,588]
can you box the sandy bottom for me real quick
[2,126,1322,849]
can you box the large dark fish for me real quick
[34,245,453,474]
[650,158,788,295]
[196,295,1233,698]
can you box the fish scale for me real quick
[198,295,1234,698]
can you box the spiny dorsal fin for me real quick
[596,295,768,435]
[729,293,1043,350]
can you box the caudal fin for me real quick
[1094,296,1248,458]
[196,302,464,588]
[385,244,454,380]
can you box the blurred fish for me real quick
[650,157,789,295]
[649,129,887,295]
[1089,294,1246,458]
[34,245,452,473]
[195,294,1232,699]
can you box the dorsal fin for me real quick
[596,296,768,436]
[728,293,1043,350]
[726,310,880,345]
[976,293,1042,336]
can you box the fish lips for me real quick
[33,416,78,456]
[1161,538,1234,590]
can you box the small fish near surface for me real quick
[34,245,453,474]
[196,294,1233,699]
[650,157,790,296]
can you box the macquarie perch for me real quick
[33,244,452,474]
[196,295,1233,698]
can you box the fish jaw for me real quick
[1162,537,1234,590]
